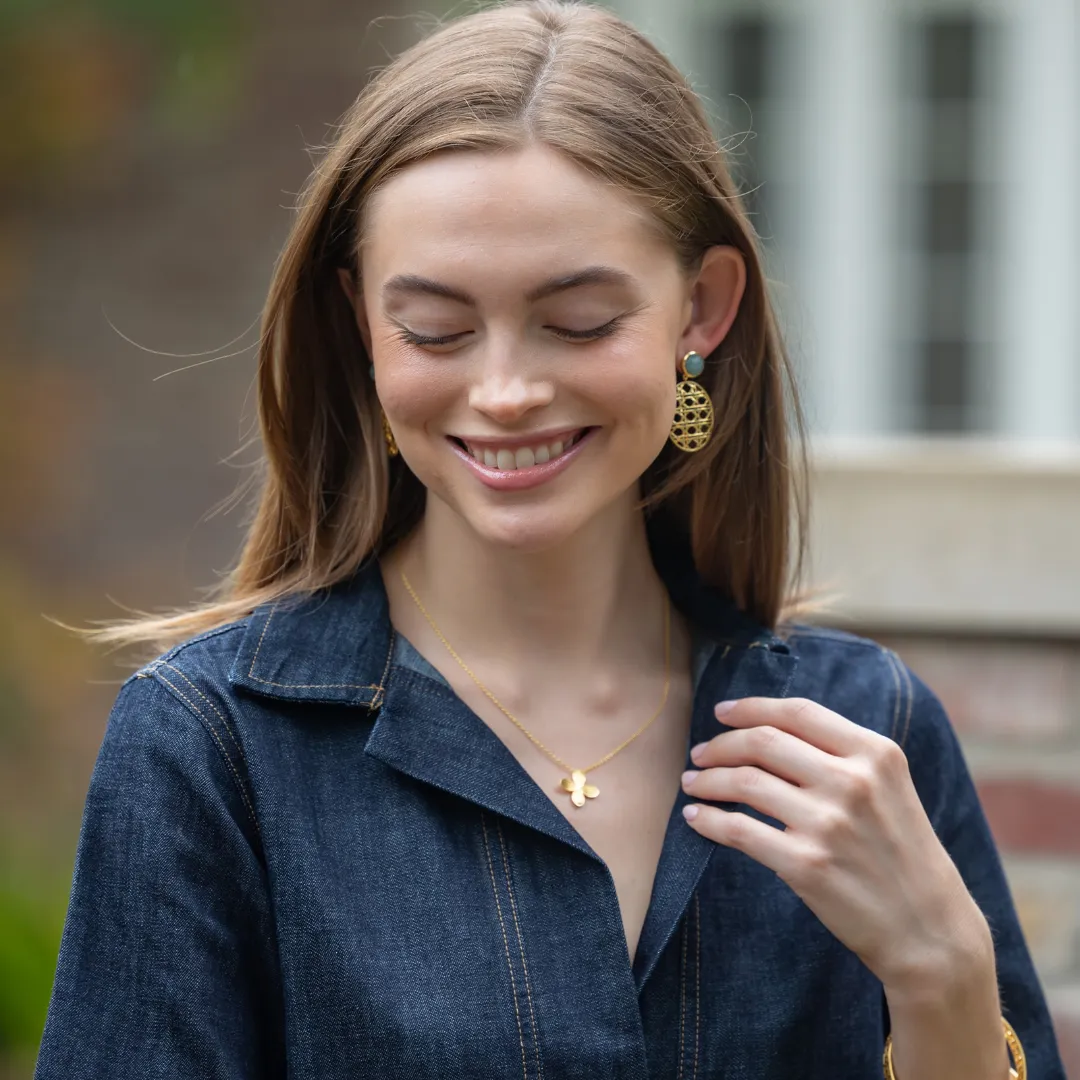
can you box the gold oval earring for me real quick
[371,362,399,458]
[669,351,713,452]
[382,412,399,457]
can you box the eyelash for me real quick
[392,317,624,348]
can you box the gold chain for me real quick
[399,568,671,807]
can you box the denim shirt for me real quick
[36,530,1066,1079]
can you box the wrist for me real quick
[883,917,1009,1080]
[881,901,995,1007]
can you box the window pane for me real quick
[919,340,972,433]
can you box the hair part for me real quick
[82,0,808,660]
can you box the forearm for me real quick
[885,922,1012,1080]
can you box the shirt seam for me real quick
[480,811,530,1080]
[883,649,914,749]
[495,819,545,1080]
[154,660,249,766]
[145,666,263,845]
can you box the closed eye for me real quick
[392,328,469,347]
[391,317,624,349]
[548,317,623,341]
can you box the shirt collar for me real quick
[227,522,798,994]
[228,561,395,708]
[227,516,789,708]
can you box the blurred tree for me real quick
[0,4,250,1075]
[0,2,421,1075]
[0,875,66,1079]
[0,0,250,201]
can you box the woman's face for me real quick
[346,142,744,552]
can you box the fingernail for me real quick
[682,804,700,822]
[681,770,699,787]
[715,700,737,718]
[690,742,706,763]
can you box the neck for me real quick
[392,491,669,675]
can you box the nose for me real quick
[467,354,555,424]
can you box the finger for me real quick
[690,724,836,786]
[682,803,808,879]
[714,697,870,758]
[681,765,815,828]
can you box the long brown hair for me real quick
[86,0,807,657]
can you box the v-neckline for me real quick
[365,625,798,992]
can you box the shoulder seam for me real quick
[154,661,249,766]
[143,663,262,844]
[786,626,885,650]
[785,630,914,746]
[151,621,249,668]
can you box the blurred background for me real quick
[0,0,1077,1075]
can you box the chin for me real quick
[459,505,587,554]
[414,445,652,553]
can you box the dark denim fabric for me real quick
[36,529,1066,1079]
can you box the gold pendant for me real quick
[560,770,599,808]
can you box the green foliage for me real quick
[0,872,68,1063]
[1,0,244,44]
[0,0,252,192]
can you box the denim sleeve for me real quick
[897,661,1067,1080]
[34,671,285,1080]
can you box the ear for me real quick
[336,267,374,356]
[677,245,747,368]
[336,266,357,305]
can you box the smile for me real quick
[460,430,586,470]
[447,427,597,491]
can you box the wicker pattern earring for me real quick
[370,362,399,457]
[381,412,399,457]
[669,350,713,452]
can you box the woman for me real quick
[35,2,1063,1078]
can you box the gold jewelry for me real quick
[669,350,713,452]
[382,411,399,457]
[400,569,671,808]
[369,361,399,457]
[882,1015,1024,1080]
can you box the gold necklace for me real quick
[400,568,671,809]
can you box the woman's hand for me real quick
[681,697,993,996]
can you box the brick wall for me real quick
[809,442,1080,1075]
[879,632,1080,1076]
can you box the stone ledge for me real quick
[961,744,1080,785]
[808,437,1080,635]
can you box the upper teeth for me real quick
[467,434,579,470]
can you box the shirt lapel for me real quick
[227,524,802,992]
[632,638,799,992]
[364,660,602,863]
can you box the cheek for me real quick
[584,335,676,433]
[374,339,459,429]
[604,368,675,426]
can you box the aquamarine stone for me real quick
[683,351,705,377]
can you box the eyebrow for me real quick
[380,265,638,306]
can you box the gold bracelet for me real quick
[883,1015,1025,1080]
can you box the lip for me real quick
[447,427,598,492]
